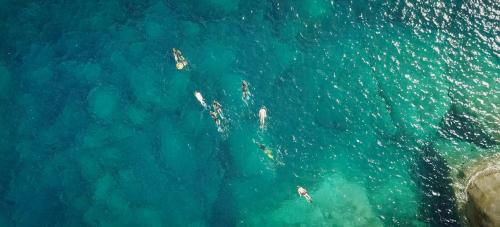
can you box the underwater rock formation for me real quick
[439,105,496,149]
[463,155,500,227]
[435,103,499,226]
[413,143,460,226]
[465,166,500,227]
[446,152,500,227]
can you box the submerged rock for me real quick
[464,156,500,227]
[439,105,497,149]
[414,143,460,226]
[450,153,500,226]
[87,86,122,121]
[267,175,384,226]
[447,51,500,144]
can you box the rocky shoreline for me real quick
[451,153,500,226]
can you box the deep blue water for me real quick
[0,0,498,226]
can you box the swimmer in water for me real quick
[194,91,207,109]
[297,186,312,203]
[241,80,250,102]
[212,101,224,119]
[258,106,267,129]
[210,111,222,131]
[256,142,274,160]
[172,48,188,70]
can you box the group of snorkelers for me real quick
[193,83,264,133]
[173,48,313,203]
[193,90,224,132]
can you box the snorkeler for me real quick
[210,111,222,131]
[212,101,224,119]
[194,91,207,109]
[297,186,312,203]
[241,80,250,102]
[256,142,274,160]
[258,106,267,129]
[172,48,188,70]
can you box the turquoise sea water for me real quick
[0,0,498,226]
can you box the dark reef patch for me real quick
[439,105,496,149]
[413,143,460,226]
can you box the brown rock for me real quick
[465,166,500,227]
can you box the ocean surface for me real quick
[0,0,498,226]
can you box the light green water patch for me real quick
[76,126,211,226]
[196,0,240,16]
[98,147,123,170]
[25,43,56,70]
[87,85,122,121]
[271,0,347,43]
[433,138,499,171]
[144,20,166,41]
[264,174,383,227]
[178,20,201,38]
[272,41,297,69]
[274,19,302,41]
[213,73,243,101]
[162,71,191,112]
[63,61,103,84]
[131,208,164,227]
[113,24,143,46]
[0,214,9,227]
[176,108,213,136]
[15,93,44,136]
[105,50,137,84]
[171,0,240,20]
[228,127,277,178]
[84,188,133,226]
[50,93,89,130]
[30,66,54,86]
[0,63,10,99]
[125,103,152,126]
[93,173,115,202]
[195,39,237,76]
[84,0,126,31]
[369,176,424,226]
[77,125,109,150]
[228,175,279,222]
[262,39,299,80]
[159,117,199,179]
[77,151,105,183]
[127,65,168,107]
[127,42,150,66]
[297,0,331,20]
[77,123,135,152]
[209,72,253,125]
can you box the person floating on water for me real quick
[297,186,312,203]
[212,100,224,119]
[259,106,267,129]
[172,48,188,70]
[194,91,207,109]
[210,111,222,132]
[255,142,274,160]
[241,80,250,102]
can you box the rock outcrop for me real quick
[451,154,500,226]
[465,165,500,227]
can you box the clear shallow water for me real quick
[0,0,498,226]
